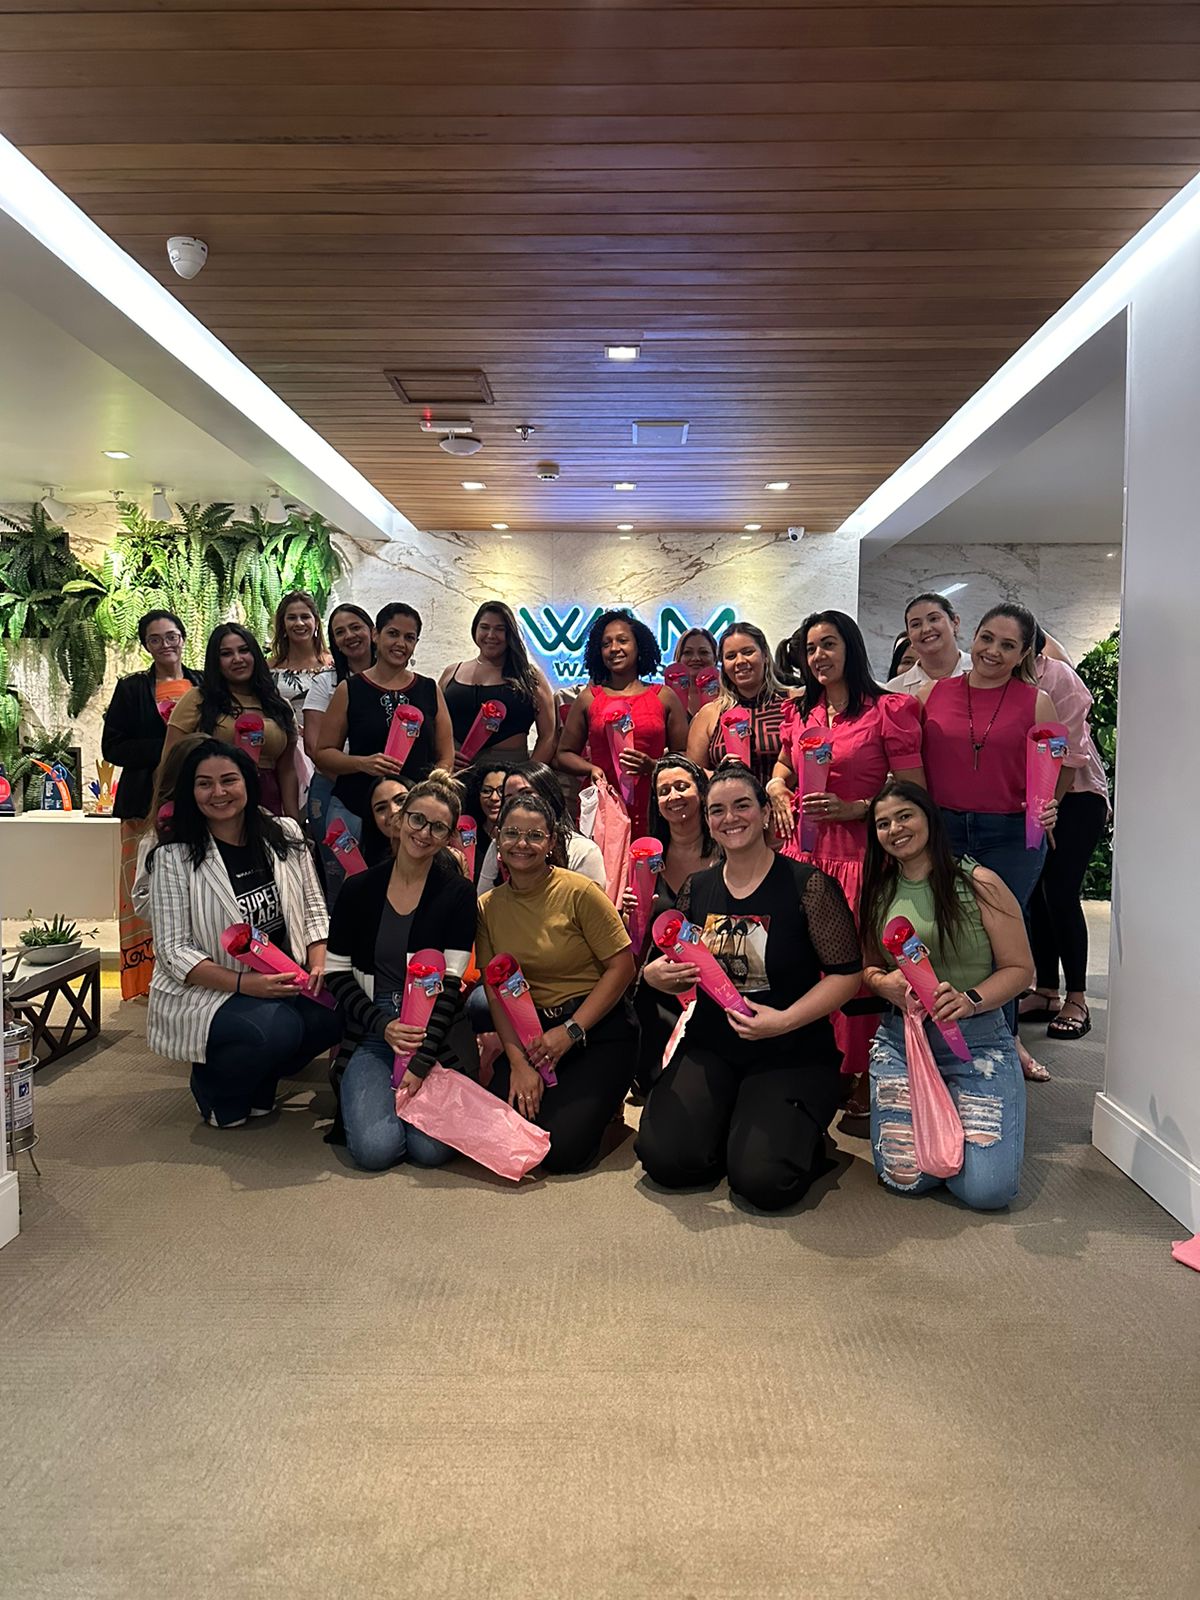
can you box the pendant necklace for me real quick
[966,675,1011,770]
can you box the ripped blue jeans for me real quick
[868,1008,1026,1210]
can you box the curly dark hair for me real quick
[198,624,295,738]
[461,752,518,836]
[153,737,300,871]
[583,607,661,685]
[496,789,568,868]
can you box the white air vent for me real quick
[632,420,690,447]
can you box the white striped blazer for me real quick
[147,819,329,1062]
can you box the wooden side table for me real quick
[4,948,102,1067]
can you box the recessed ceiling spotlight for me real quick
[743,523,762,531]
[613,481,637,491]
[766,481,790,492]
[461,481,486,491]
[491,522,509,531]
[102,450,131,460]
[616,523,634,532]
[605,345,640,362]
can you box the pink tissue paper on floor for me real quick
[1170,1234,1200,1272]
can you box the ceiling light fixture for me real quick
[439,435,483,457]
[743,523,762,531]
[265,489,288,524]
[605,345,640,362]
[491,522,509,531]
[39,486,71,521]
[461,481,486,492]
[766,481,790,492]
[613,481,637,492]
[102,449,131,460]
[151,485,173,521]
[617,523,634,532]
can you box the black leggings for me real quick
[1028,791,1109,993]
[487,1002,638,1173]
[635,1043,842,1212]
[631,978,682,1094]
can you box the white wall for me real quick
[1092,275,1200,1228]
[858,541,1121,677]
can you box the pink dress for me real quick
[780,692,924,1075]
[586,684,667,835]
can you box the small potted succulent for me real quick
[17,911,95,966]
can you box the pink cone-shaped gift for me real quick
[155,801,175,841]
[233,711,265,764]
[456,815,478,880]
[485,952,557,1086]
[603,702,637,812]
[155,678,192,724]
[627,835,664,952]
[391,948,446,1085]
[720,705,752,765]
[694,667,720,702]
[458,698,507,763]
[1025,722,1069,850]
[324,818,367,876]
[882,916,971,1062]
[652,909,754,1018]
[397,1063,549,1181]
[797,729,833,852]
[220,922,336,1007]
[663,664,691,715]
[383,702,424,766]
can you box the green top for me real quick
[881,856,993,993]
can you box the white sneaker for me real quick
[206,1113,247,1128]
[248,1106,274,1118]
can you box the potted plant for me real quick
[17,911,95,966]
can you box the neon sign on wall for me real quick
[519,604,735,683]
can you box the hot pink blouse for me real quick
[1037,656,1110,809]
[923,675,1040,814]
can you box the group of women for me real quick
[103,582,1109,1213]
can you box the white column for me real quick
[0,958,19,1247]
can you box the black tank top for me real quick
[335,671,440,818]
[442,666,537,751]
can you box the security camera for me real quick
[786,526,806,543]
[167,236,208,280]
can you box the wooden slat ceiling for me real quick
[2,1,1196,537]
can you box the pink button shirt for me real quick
[1037,655,1111,809]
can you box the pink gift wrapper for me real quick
[798,729,833,852]
[323,818,367,876]
[392,948,445,1084]
[663,664,691,715]
[397,1063,549,1181]
[694,666,720,702]
[627,835,664,952]
[604,702,637,812]
[720,705,752,765]
[456,815,478,881]
[485,952,558,1086]
[652,909,754,1018]
[882,916,971,1062]
[383,702,424,766]
[233,711,265,765]
[1026,721,1069,850]
[458,698,507,764]
[220,922,335,1007]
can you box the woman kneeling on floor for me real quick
[147,738,342,1128]
[475,790,638,1173]
[635,762,863,1211]
[325,770,477,1171]
[859,780,1033,1209]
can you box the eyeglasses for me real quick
[146,632,182,648]
[479,784,506,799]
[404,810,451,841]
[498,827,550,847]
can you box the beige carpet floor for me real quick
[2,907,1197,1599]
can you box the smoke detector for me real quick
[417,419,482,456]
[514,424,537,443]
[535,461,561,481]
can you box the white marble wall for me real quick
[2,500,860,782]
[857,541,1121,676]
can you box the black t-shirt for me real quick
[682,855,861,1067]
[335,671,440,824]
[215,838,294,961]
[374,902,415,1001]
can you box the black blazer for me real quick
[101,666,201,820]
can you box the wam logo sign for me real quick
[518,603,735,683]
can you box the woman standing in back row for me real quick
[439,600,558,765]
[686,620,795,792]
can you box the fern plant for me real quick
[0,504,110,715]
[1076,627,1119,899]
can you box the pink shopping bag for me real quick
[902,992,964,1179]
[397,1064,550,1181]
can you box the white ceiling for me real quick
[0,289,277,509]
[910,377,1126,547]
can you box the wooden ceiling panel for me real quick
[2,3,1190,535]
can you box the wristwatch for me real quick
[965,988,985,1014]
[564,1018,587,1049]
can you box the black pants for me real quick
[636,1043,842,1212]
[487,1001,639,1174]
[1028,791,1108,993]
[631,978,681,1094]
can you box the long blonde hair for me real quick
[713,620,789,714]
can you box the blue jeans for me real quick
[940,808,1047,1032]
[341,996,456,1172]
[868,1009,1026,1210]
[196,992,344,1127]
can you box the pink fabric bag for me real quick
[902,992,965,1179]
[398,1064,549,1181]
[582,773,631,905]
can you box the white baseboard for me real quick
[1092,1093,1200,1231]
[0,1169,18,1250]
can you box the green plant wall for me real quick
[1075,627,1119,900]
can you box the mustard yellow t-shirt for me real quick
[476,867,631,1009]
[168,687,290,772]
